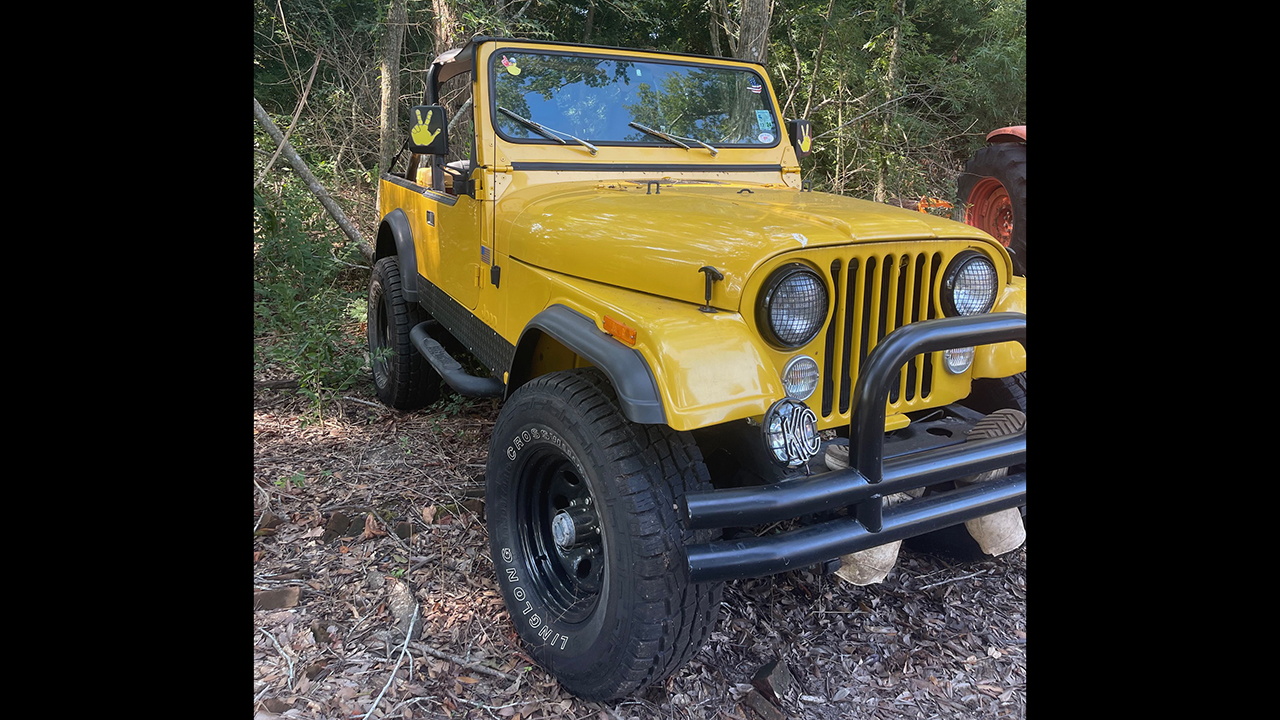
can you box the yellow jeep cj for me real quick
[370,36,1027,701]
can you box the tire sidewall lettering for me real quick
[498,545,574,654]
[494,421,597,656]
[503,425,585,479]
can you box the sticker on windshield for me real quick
[758,132,774,143]
[501,55,521,75]
[747,80,763,94]
[756,110,774,131]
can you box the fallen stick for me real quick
[408,642,518,682]
[362,603,418,720]
[253,96,374,264]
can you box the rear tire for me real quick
[958,143,1026,276]
[485,369,722,701]
[367,257,441,410]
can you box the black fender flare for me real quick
[508,305,666,425]
[375,209,419,303]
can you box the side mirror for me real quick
[787,119,812,159]
[408,105,449,155]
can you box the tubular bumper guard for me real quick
[682,312,1026,584]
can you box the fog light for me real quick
[944,346,974,374]
[762,398,821,468]
[782,356,820,400]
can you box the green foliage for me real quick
[254,128,369,410]
[765,0,1025,203]
[254,0,1024,412]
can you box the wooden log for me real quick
[253,97,374,264]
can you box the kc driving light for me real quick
[762,398,821,467]
[758,264,829,348]
[942,251,998,316]
[782,356,820,400]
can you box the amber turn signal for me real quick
[603,316,637,346]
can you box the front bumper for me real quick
[681,312,1026,584]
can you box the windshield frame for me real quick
[487,46,782,151]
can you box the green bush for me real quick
[254,175,369,409]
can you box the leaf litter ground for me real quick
[253,384,1025,720]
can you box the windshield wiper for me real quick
[498,107,598,156]
[629,122,719,157]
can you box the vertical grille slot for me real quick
[821,260,842,416]
[814,244,957,417]
[838,256,872,414]
[820,247,950,420]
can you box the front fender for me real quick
[973,277,1026,379]
[375,209,419,303]
[504,262,783,432]
[509,305,667,424]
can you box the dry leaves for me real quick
[359,513,386,540]
[253,387,1025,719]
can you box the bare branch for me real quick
[256,52,322,190]
[361,603,418,720]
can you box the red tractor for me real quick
[958,126,1026,276]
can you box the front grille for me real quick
[820,250,944,419]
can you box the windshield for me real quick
[491,50,780,147]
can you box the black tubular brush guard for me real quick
[681,312,1027,584]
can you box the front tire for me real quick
[486,369,722,701]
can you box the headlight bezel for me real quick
[756,263,830,349]
[941,250,999,317]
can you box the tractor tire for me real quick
[367,256,441,410]
[485,368,722,701]
[958,143,1026,276]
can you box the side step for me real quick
[409,322,505,398]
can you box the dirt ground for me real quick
[253,384,1026,720]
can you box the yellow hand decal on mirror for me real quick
[799,124,811,153]
[411,108,441,147]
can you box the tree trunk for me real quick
[254,98,374,264]
[708,0,722,56]
[734,0,774,64]
[802,0,838,118]
[432,0,459,56]
[584,1,595,44]
[874,0,905,203]
[379,0,407,180]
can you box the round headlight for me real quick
[782,356,820,400]
[758,264,829,348]
[942,251,998,316]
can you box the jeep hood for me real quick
[496,180,993,310]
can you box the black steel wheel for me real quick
[367,256,440,409]
[486,369,722,701]
[514,445,605,624]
